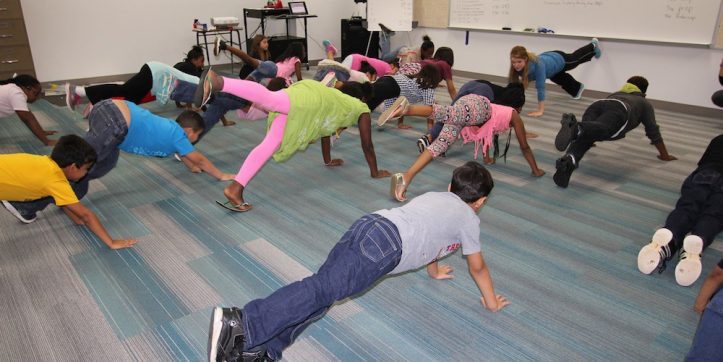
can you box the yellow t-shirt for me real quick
[0,154,79,206]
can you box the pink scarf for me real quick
[459,104,513,159]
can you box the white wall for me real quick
[393,28,723,109]
[20,0,723,109]
[21,0,354,81]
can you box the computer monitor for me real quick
[288,1,308,15]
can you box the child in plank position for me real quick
[0,74,58,145]
[552,76,676,188]
[195,69,391,212]
[208,161,509,361]
[637,134,722,286]
[509,40,601,117]
[6,99,234,222]
[385,94,544,202]
[1,135,136,249]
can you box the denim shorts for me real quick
[84,99,128,180]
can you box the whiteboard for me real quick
[367,0,414,32]
[449,0,723,45]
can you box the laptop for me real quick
[288,1,308,15]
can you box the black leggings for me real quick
[85,64,153,104]
[366,76,401,111]
[549,43,596,97]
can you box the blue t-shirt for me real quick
[118,101,195,157]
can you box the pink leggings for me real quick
[221,77,291,186]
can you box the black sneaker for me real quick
[553,155,575,188]
[2,200,37,223]
[554,113,578,151]
[378,23,395,36]
[208,307,246,362]
[416,134,430,153]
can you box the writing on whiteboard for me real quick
[665,0,696,21]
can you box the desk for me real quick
[243,8,317,69]
[193,27,242,71]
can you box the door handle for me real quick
[1,59,19,64]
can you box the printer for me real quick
[211,17,240,28]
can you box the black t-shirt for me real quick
[173,61,203,77]
[698,134,723,167]
[718,257,723,269]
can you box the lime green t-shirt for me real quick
[268,80,370,162]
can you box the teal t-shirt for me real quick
[118,101,195,157]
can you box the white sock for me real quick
[75,86,86,97]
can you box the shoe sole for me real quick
[2,200,36,224]
[194,68,211,108]
[64,83,74,111]
[553,157,573,188]
[213,37,221,57]
[572,84,585,100]
[637,228,672,274]
[377,97,407,127]
[389,173,406,201]
[554,115,576,151]
[320,72,337,87]
[208,307,223,362]
[675,235,703,286]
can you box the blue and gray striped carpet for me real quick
[0,72,721,361]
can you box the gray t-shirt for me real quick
[375,192,482,275]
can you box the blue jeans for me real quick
[664,165,723,254]
[312,69,350,82]
[170,80,196,104]
[241,214,402,359]
[171,81,249,140]
[9,100,128,215]
[248,61,278,82]
[378,32,403,63]
[686,288,723,361]
[201,93,248,138]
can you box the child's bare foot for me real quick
[397,122,412,130]
[483,156,496,165]
[223,182,252,212]
[221,116,236,127]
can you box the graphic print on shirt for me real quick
[431,242,461,262]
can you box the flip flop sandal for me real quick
[194,68,213,108]
[389,173,407,202]
[377,96,409,127]
[216,200,253,212]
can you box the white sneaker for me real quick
[637,228,672,274]
[174,153,182,162]
[675,235,703,286]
